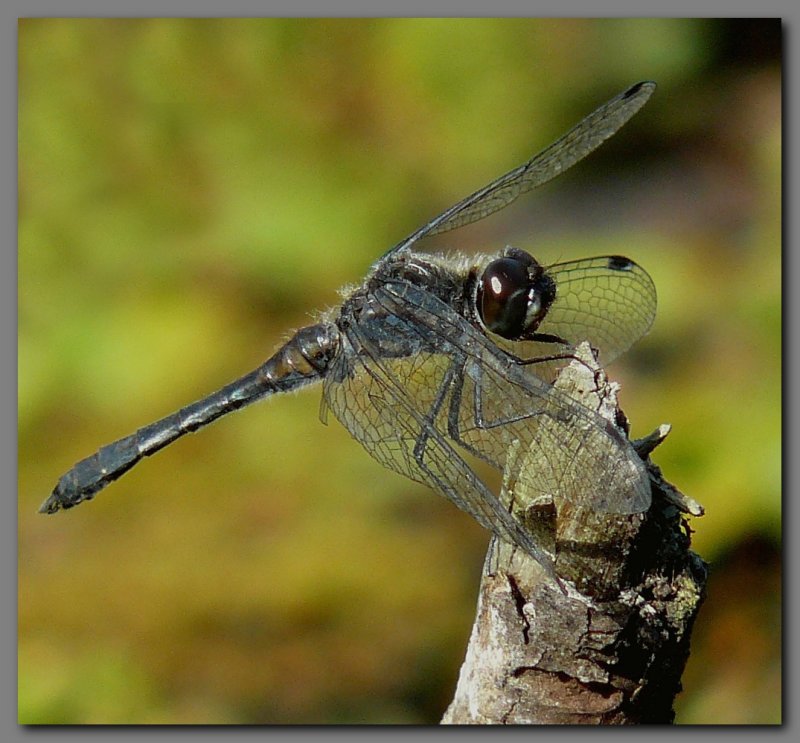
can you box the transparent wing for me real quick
[541,255,657,365]
[380,81,656,261]
[323,280,650,568]
[372,281,651,514]
[483,254,657,382]
[322,315,556,575]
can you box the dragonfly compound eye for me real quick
[477,256,554,340]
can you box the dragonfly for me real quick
[41,81,658,580]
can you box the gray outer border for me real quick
[8,2,792,740]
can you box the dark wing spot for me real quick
[607,255,634,271]
[623,81,646,99]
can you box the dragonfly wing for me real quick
[380,81,656,261]
[323,305,556,574]
[372,280,652,516]
[541,255,657,365]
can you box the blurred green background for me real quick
[19,18,781,724]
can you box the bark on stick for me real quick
[442,343,707,725]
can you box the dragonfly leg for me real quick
[411,357,461,463]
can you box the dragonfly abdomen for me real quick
[40,323,338,514]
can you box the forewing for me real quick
[380,81,656,261]
[541,255,657,365]
[323,306,556,573]
[373,281,651,516]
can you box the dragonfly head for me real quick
[475,247,556,341]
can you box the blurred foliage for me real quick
[19,18,780,724]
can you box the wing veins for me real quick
[333,303,555,569]
[379,81,655,262]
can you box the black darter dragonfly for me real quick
[41,82,658,578]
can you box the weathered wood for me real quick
[442,344,707,724]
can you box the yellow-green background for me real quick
[19,18,781,724]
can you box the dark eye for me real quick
[476,257,531,339]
